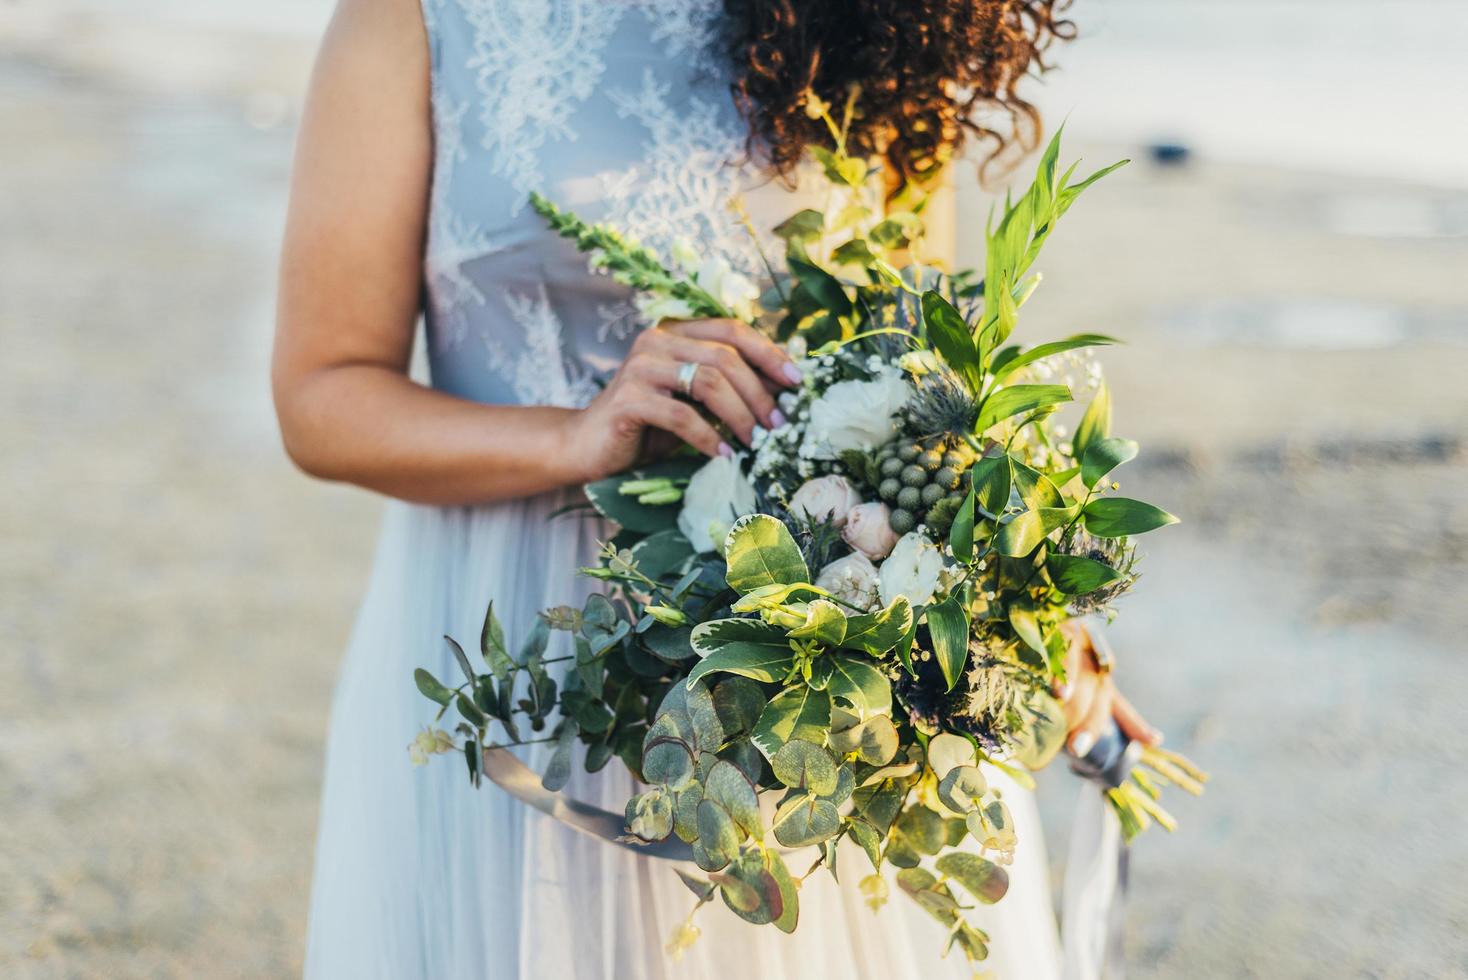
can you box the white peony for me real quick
[677,453,757,553]
[842,502,900,560]
[697,255,760,322]
[802,367,911,457]
[878,531,948,608]
[814,552,881,611]
[788,475,863,527]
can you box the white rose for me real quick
[814,552,881,611]
[637,292,697,324]
[677,453,757,553]
[789,475,863,527]
[842,502,900,560]
[802,367,911,457]
[697,255,760,322]
[878,531,947,608]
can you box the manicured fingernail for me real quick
[781,362,803,384]
[1056,683,1071,701]
[1148,728,1165,746]
[770,409,787,428]
[1070,731,1096,758]
[717,441,733,458]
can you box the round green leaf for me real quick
[935,852,1010,905]
[855,715,900,766]
[704,760,762,840]
[642,737,695,789]
[693,799,740,871]
[771,739,839,795]
[936,764,988,814]
[926,732,977,779]
[712,677,766,736]
[625,788,674,842]
[772,794,841,848]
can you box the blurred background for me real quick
[2,1,1465,976]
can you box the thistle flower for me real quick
[904,369,978,437]
[1059,531,1141,616]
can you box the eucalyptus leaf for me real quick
[642,737,696,790]
[704,760,763,840]
[935,852,1009,905]
[711,677,766,736]
[936,765,988,814]
[480,601,513,680]
[693,799,740,871]
[625,788,674,842]
[772,793,841,848]
[765,851,801,933]
[445,635,475,686]
[771,739,839,795]
[540,720,579,792]
[414,667,454,707]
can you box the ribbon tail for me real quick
[1061,785,1127,980]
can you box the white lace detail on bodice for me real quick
[489,285,601,408]
[421,0,781,407]
[600,69,762,278]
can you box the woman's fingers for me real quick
[1069,682,1114,759]
[634,329,779,439]
[1112,690,1163,747]
[666,318,802,390]
[629,390,727,460]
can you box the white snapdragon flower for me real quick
[636,292,698,324]
[878,531,948,608]
[677,453,757,553]
[802,367,912,457]
[814,552,882,611]
[670,237,701,276]
[788,475,863,527]
[697,255,760,322]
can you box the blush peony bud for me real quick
[789,475,863,527]
[842,502,900,560]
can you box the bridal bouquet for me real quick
[411,104,1205,964]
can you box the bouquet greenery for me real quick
[410,103,1205,964]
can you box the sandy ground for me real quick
[2,24,1467,980]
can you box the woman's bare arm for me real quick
[272,0,595,505]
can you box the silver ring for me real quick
[676,361,700,397]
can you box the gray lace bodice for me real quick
[419,0,807,408]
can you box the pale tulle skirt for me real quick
[303,495,1063,979]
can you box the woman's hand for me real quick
[562,318,803,482]
[1057,620,1163,758]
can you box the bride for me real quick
[274,1,1162,976]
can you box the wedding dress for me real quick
[304,2,1065,976]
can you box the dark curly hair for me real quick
[720,0,1076,186]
